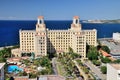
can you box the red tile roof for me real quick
[57,50,64,53]
[74,16,79,19]
[38,16,44,19]
[100,49,111,57]
[7,57,21,62]
[14,76,28,80]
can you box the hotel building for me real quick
[113,32,120,42]
[19,16,97,58]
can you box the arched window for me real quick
[40,20,42,24]
[76,19,79,24]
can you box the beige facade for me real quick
[11,48,21,57]
[107,64,120,80]
[19,16,97,58]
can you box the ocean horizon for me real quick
[0,20,120,47]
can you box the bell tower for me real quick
[36,16,46,32]
[70,16,82,31]
[73,16,80,24]
[35,16,47,57]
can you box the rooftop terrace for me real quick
[100,39,120,56]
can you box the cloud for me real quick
[0,17,6,19]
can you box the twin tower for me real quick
[36,16,82,32]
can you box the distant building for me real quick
[19,16,97,58]
[0,63,5,80]
[100,40,120,59]
[107,63,120,80]
[113,32,120,42]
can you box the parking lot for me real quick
[99,38,120,59]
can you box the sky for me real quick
[0,0,120,20]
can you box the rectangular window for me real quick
[39,40,42,44]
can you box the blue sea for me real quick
[0,20,120,47]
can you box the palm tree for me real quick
[68,46,74,54]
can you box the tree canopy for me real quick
[101,46,110,54]
[92,60,101,66]
[68,46,74,54]
[100,56,111,63]
[0,47,12,62]
[100,66,107,74]
[87,46,99,60]
[112,59,120,63]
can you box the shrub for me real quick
[92,60,101,66]
[100,66,107,74]
[101,56,111,63]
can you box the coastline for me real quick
[0,46,14,50]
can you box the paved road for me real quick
[52,58,58,75]
[84,61,106,80]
